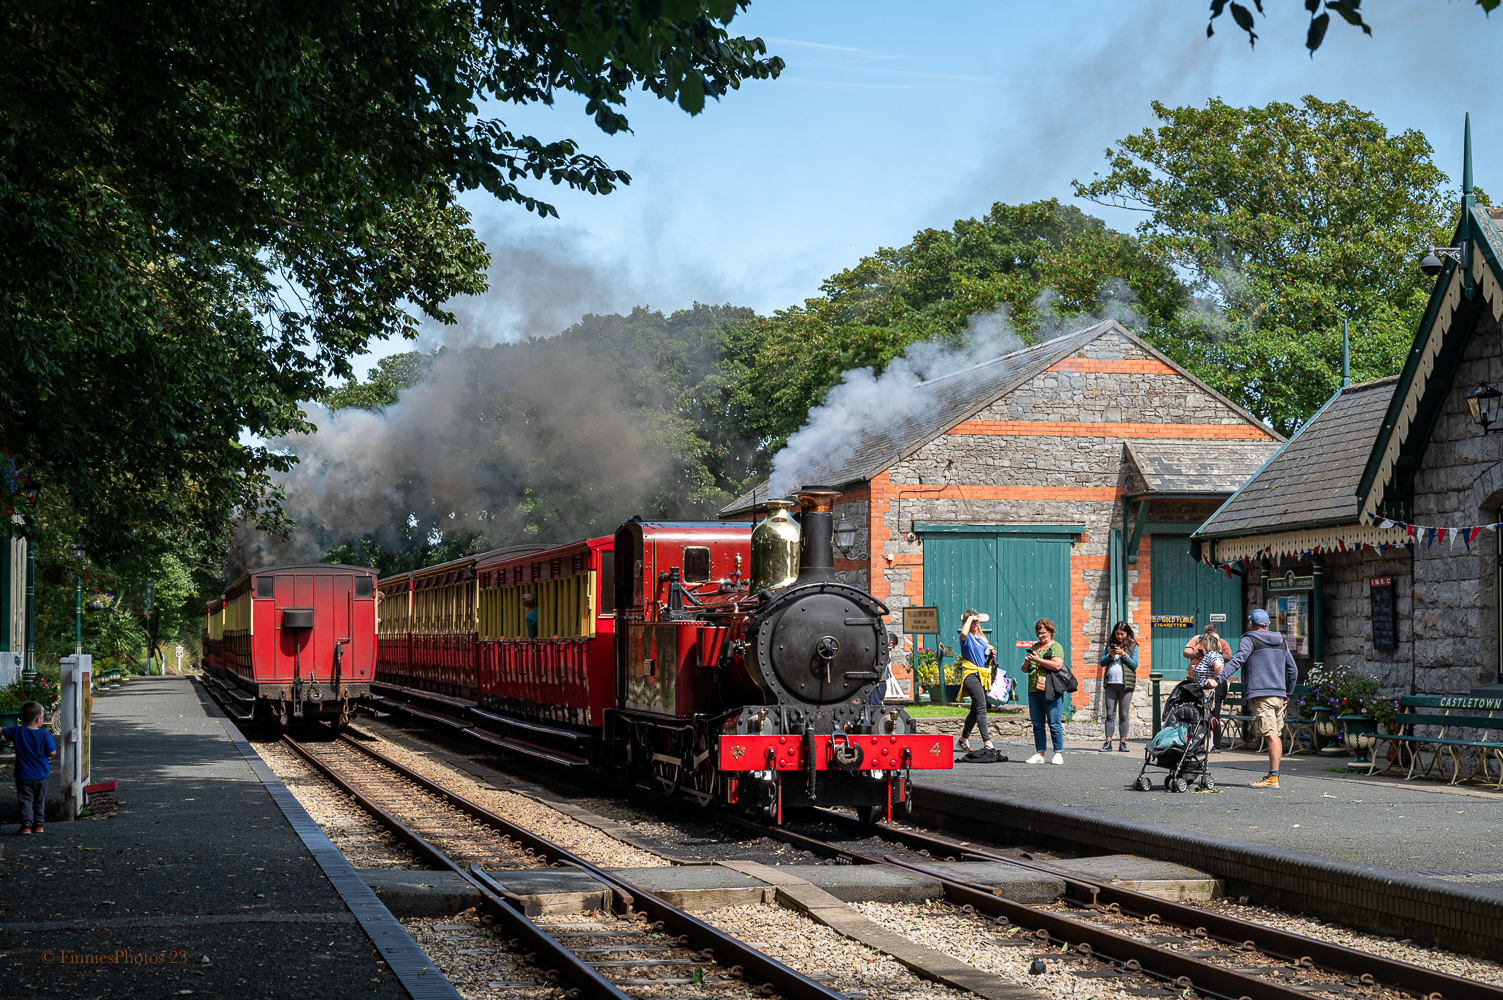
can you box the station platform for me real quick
[920,733,1503,878]
[0,675,441,999]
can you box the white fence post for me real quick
[58,654,90,820]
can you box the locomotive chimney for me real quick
[793,487,841,586]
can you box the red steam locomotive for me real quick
[373,489,951,823]
[201,564,378,729]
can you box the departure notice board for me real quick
[1370,576,1397,650]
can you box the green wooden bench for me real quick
[1217,682,1314,753]
[1365,695,1503,788]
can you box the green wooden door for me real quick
[923,528,1073,706]
[1149,533,1243,678]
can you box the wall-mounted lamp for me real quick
[1419,240,1472,278]
[1466,381,1503,433]
[833,516,858,555]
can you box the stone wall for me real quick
[1410,306,1503,692]
[868,326,1276,721]
[1245,550,1415,699]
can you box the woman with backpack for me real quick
[956,611,1002,761]
[1098,621,1139,753]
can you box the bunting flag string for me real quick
[1367,511,1503,548]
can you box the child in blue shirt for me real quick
[3,702,57,835]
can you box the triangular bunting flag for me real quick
[1378,518,1395,529]
[1425,527,1436,548]
[1469,526,1484,547]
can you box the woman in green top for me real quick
[1023,618,1066,765]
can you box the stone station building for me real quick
[1194,161,1503,700]
[723,319,1281,723]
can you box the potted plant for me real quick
[912,649,940,704]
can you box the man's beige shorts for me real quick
[1249,696,1287,738]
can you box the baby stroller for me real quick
[1132,678,1214,793]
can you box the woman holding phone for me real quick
[956,610,1000,757]
[1023,618,1067,764]
[1097,621,1138,752]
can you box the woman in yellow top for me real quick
[956,611,999,756]
[1023,618,1067,765]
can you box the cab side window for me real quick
[682,546,711,584]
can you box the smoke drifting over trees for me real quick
[231,306,754,577]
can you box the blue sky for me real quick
[357,0,1500,374]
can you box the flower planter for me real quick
[1310,706,1346,756]
[1338,714,1378,765]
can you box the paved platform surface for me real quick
[924,733,1503,881]
[0,676,413,999]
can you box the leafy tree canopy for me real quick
[1075,96,1467,434]
[2,0,782,570]
[710,199,1184,465]
[1209,1,1497,55]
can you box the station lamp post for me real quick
[20,482,39,686]
[72,542,86,655]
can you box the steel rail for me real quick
[317,734,845,1000]
[282,736,628,1000]
[815,811,1500,1000]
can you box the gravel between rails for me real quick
[851,900,1128,1000]
[254,738,421,870]
[701,903,962,1000]
[347,728,667,870]
[404,913,556,1000]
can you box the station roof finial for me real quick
[1463,112,1474,209]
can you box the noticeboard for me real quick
[902,606,939,635]
[1150,615,1195,629]
[1370,576,1397,651]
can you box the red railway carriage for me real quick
[202,564,376,729]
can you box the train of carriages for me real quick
[203,489,952,822]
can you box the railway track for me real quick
[755,810,1503,1000]
[326,712,1502,1000]
[282,733,846,1000]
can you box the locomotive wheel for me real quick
[856,805,883,826]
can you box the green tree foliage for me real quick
[1074,97,1462,435]
[710,200,1184,465]
[1,0,783,569]
[325,354,437,413]
[1207,1,1495,55]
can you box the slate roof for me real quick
[1194,376,1399,539]
[1123,441,1281,496]
[720,323,1110,514]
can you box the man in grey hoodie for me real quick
[1208,608,1299,788]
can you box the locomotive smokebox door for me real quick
[757,591,885,703]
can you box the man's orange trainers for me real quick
[1251,774,1280,788]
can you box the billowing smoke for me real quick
[766,289,1146,497]
[229,316,728,578]
[766,306,1024,497]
